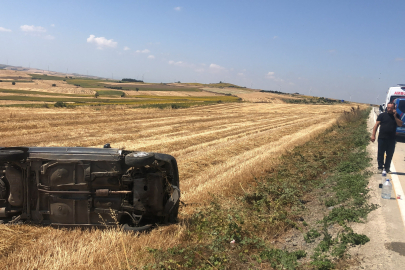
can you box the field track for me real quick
[0,103,362,268]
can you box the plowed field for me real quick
[0,103,363,269]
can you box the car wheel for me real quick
[0,150,26,163]
[125,152,155,168]
[0,179,7,200]
[154,153,180,223]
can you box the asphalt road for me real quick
[349,108,405,269]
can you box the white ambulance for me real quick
[383,84,405,111]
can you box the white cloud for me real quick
[0,27,12,32]
[20,25,46,33]
[209,63,226,72]
[395,58,404,62]
[135,49,150,53]
[273,36,278,39]
[328,49,336,53]
[147,55,155,59]
[168,60,198,69]
[237,72,244,76]
[87,35,117,49]
[51,24,55,27]
[174,7,181,11]
[44,35,55,40]
[169,60,182,65]
[195,68,205,73]
[124,46,130,51]
[266,71,284,82]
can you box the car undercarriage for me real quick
[0,147,180,232]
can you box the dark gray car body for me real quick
[0,147,180,231]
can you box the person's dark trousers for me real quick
[377,138,396,170]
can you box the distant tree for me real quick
[95,92,99,98]
[136,88,139,92]
[122,78,143,83]
[219,81,223,84]
[121,92,126,97]
[52,84,56,87]
[12,82,15,85]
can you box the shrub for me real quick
[52,84,56,87]
[12,82,15,85]
[54,101,67,108]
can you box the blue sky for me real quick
[1,0,404,104]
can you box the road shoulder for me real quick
[348,108,405,269]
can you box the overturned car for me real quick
[0,147,180,231]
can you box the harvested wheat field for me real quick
[0,103,364,269]
[0,80,95,95]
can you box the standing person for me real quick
[371,102,403,173]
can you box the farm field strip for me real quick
[0,102,364,269]
[129,115,319,154]
[177,116,331,194]
[181,118,338,204]
[0,103,354,206]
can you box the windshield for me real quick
[398,100,405,114]
[390,95,405,102]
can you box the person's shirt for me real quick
[377,112,397,139]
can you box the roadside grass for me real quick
[144,107,374,269]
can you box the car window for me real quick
[390,95,404,102]
[398,100,405,114]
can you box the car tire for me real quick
[0,150,26,163]
[154,153,180,223]
[125,152,155,168]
